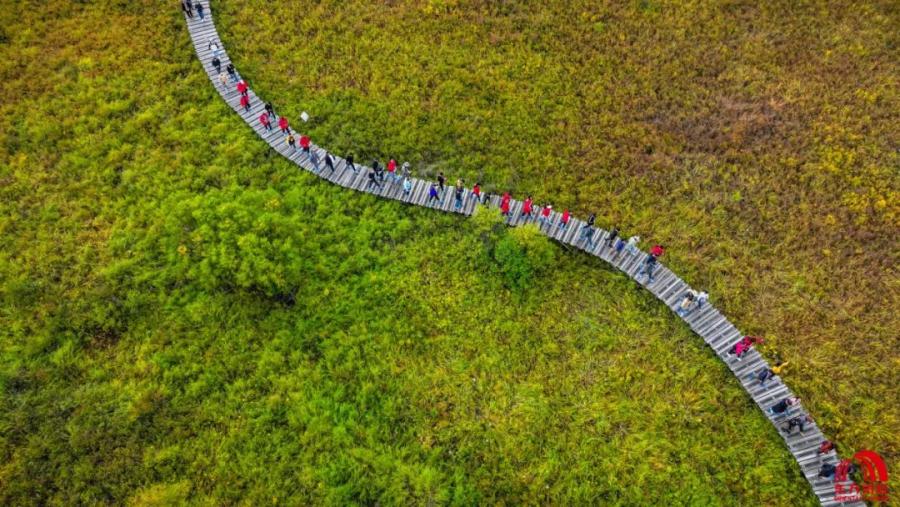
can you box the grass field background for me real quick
[0,0,896,504]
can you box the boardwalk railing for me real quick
[182,3,861,505]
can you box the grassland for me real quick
[0,0,897,505]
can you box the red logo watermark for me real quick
[834,449,889,503]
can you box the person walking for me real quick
[367,168,381,190]
[240,94,251,112]
[309,149,320,171]
[472,182,482,202]
[402,176,412,195]
[428,183,440,205]
[211,56,221,74]
[650,244,665,258]
[675,292,696,317]
[236,79,248,97]
[387,159,398,182]
[194,1,204,19]
[285,133,296,150]
[437,172,446,193]
[324,153,335,173]
[299,134,311,154]
[696,290,709,309]
[606,226,619,247]
[264,102,275,119]
[217,72,227,88]
[580,213,596,245]
[182,0,193,18]
[500,191,511,217]
[767,396,800,416]
[625,235,640,255]
[400,161,411,179]
[539,204,552,228]
[259,112,271,131]
[454,185,464,210]
[772,360,789,375]
[727,336,761,361]
[639,253,657,283]
[371,159,383,182]
[817,440,835,456]
[818,463,837,481]
[559,209,570,229]
[208,39,221,57]
[522,196,534,221]
[278,116,289,134]
[756,367,775,386]
[345,154,356,173]
[226,63,237,83]
[780,415,812,435]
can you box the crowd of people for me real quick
[188,7,855,488]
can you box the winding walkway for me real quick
[182,3,860,505]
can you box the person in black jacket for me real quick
[182,0,193,18]
[211,56,221,73]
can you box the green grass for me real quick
[0,0,897,504]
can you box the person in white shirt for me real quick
[626,235,640,255]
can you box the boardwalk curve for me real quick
[182,3,862,505]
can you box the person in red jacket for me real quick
[522,196,533,220]
[500,192,511,216]
[240,94,250,112]
[559,209,570,229]
[236,79,248,97]
[386,159,398,182]
[299,134,311,153]
[259,112,271,131]
[278,116,289,134]
[650,244,665,258]
[539,204,552,228]
[728,336,762,360]
[472,182,482,202]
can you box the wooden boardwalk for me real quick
[182,3,861,505]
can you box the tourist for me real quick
[675,292,696,317]
[428,183,440,205]
[757,367,775,386]
[522,196,534,220]
[818,463,837,481]
[345,154,356,173]
[639,253,657,283]
[309,149,320,171]
[772,360,789,375]
[239,94,250,112]
[217,72,227,88]
[299,134,311,154]
[264,102,275,119]
[455,186,464,210]
[781,415,811,435]
[472,182,482,202]
[226,63,237,83]
[236,79,248,97]
[367,168,381,190]
[728,336,761,360]
[650,244,664,258]
[285,133,296,150]
[767,396,800,416]
[625,235,641,255]
[539,204,552,228]
[208,39,221,58]
[437,172,446,193]
[607,226,619,247]
[817,440,835,456]
[402,176,412,195]
[696,290,709,309]
[259,112,271,131]
[211,56,221,73]
[278,116,289,134]
[195,2,204,19]
[387,159,397,182]
[182,1,193,18]
[500,192,511,216]
[559,209,570,229]
[324,153,335,172]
